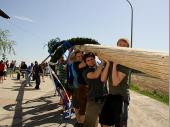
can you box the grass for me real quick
[130,84,169,105]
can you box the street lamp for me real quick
[125,0,133,48]
[124,0,133,85]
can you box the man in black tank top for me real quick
[82,52,109,127]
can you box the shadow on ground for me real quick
[3,86,75,127]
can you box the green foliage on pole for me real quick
[48,37,100,63]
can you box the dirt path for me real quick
[128,90,169,127]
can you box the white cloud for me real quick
[14,16,36,23]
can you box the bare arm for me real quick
[79,61,86,69]
[112,63,126,86]
[101,59,110,82]
[87,63,103,79]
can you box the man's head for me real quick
[74,50,83,62]
[83,52,96,67]
[35,61,38,65]
[31,63,34,66]
[117,38,129,47]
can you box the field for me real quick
[131,73,168,96]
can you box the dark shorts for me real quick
[99,94,129,126]
[77,85,88,115]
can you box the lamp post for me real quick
[125,0,133,48]
[124,0,133,85]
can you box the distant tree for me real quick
[0,29,16,55]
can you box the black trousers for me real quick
[35,76,40,89]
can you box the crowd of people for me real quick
[55,38,131,127]
[0,59,48,90]
[0,60,16,83]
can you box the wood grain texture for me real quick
[75,44,169,81]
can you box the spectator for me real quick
[20,61,27,78]
[33,61,41,89]
[25,63,34,87]
[9,60,15,77]
[3,61,7,80]
[0,60,5,83]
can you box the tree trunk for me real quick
[75,44,169,82]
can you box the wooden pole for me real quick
[75,44,169,82]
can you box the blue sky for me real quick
[0,0,169,66]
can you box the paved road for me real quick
[0,75,169,127]
[0,75,75,127]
